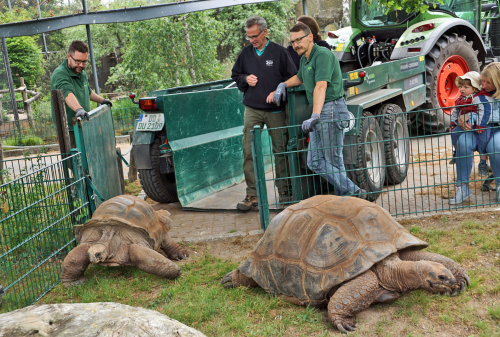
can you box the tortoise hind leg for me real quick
[160,236,189,261]
[221,269,259,288]
[61,243,92,287]
[399,251,469,295]
[328,270,381,334]
[129,244,181,279]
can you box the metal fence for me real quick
[0,107,141,146]
[251,105,500,229]
[0,152,90,312]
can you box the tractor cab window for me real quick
[436,0,477,26]
[357,0,412,26]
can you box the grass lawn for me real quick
[37,211,500,336]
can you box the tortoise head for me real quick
[88,244,108,263]
[418,261,458,294]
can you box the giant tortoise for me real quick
[61,195,188,286]
[221,195,469,333]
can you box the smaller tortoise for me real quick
[221,195,469,333]
[62,195,188,286]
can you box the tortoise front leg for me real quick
[160,236,189,261]
[61,243,92,287]
[399,251,469,295]
[328,270,381,334]
[129,244,181,279]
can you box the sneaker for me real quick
[236,195,258,211]
[449,184,471,205]
[279,191,293,203]
[354,188,367,200]
[478,161,489,177]
[449,150,456,165]
[482,174,496,192]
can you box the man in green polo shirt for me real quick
[268,23,365,199]
[51,40,112,147]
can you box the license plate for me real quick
[136,113,165,131]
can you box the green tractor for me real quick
[326,0,499,132]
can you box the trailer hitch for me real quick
[343,71,366,91]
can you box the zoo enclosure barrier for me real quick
[251,103,500,229]
[0,152,90,312]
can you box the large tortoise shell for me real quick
[74,195,169,250]
[238,195,427,302]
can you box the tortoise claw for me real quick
[451,288,458,297]
[346,324,356,331]
[337,324,348,334]
[460,281,466,293]
[465,275,470,287]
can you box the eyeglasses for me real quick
[70,54,88,65]
[246,29,264,41]
[289,34,310,46]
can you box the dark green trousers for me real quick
[242,106,290,197]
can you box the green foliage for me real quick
[375,0,443,14]
[4,135,44,147]
[6,36,44,88]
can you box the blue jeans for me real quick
[306,99,360,195]
[452,126,491,154]
[456,127,500,185]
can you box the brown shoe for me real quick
[237,195,258,211]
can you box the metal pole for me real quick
[36,0,49,57]
[7,0,12,14]
[82,0,100,95]
[1,38,19,121]
[302,0,307,15]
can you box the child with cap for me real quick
[449,71,490,176]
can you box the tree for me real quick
[6,36,44,88]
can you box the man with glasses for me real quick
[268,23,366,199]
[51,40,112,148]
[231,15,297,211]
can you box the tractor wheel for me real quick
[375,104,410,185]
[138,137,178,203]
[346,111,386,201]
[421,33,479,133]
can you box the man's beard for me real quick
[69,63,83,74]
[295,47,305,56]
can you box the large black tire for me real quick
[138,137,178,203]
[346,111,386,201]
[375,104,410,185]
[421,33,479,133]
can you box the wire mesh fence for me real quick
[0,107,140,147]
[0,152,90,312]
[251,105,500,229]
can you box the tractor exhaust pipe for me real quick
[303,0,307,15]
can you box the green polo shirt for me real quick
[296,44,343,106]
[50,59,92,131]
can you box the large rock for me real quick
[0,302,206,337]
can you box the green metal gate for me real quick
[0,153,90,312]
[73,105,122,212]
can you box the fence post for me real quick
[0,94,3,123]
[128,131,137,182]
[52,89,72,158]
[116,147,125,194]
[251,126,270,230]
[20,77,35,129]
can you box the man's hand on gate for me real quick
[75,108,89,121]
[246,74,258,87]
[302,113,320,133]
[272,82,287,107]
[101,99,113,107]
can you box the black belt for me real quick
[490,123,500,127]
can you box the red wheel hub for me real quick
[437,55,470,115]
